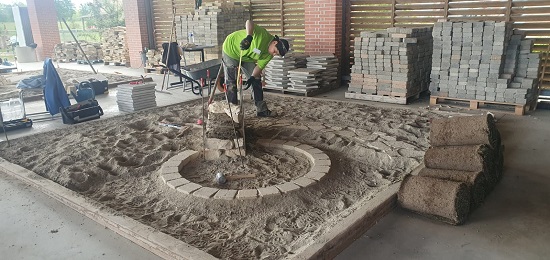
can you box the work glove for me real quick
[245,76,261,90]
[240,35,253,50]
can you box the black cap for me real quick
[274,36,290,56]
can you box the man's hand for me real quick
[245,76,261,90]
[240,35,253,50]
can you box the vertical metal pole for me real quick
[62,18,97,74]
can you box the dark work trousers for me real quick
[222,52,268,113]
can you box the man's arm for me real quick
[252,66,262,78]
[245,20,254,36]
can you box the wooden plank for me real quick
[513,0,550,7]
[512,22,550,29]
[448,8,507,16]
[448,16,507,22]
[395,9,445,16]
[512,6,550,14]
[449,1,507,9]
[511,14,550,22]
[395,3,446,9]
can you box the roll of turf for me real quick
[398,175,471,225]
[423,144,497,188]
[430,114,499,149]
[419,168,486,209]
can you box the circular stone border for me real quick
[157,139,332,200]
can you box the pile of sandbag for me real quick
[398,114,504,225]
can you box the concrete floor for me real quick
[1,62,549,259]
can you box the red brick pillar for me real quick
[123,0,151,68]
[27,0,60,60]
[304,0,343,59]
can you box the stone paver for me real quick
[205,138,234,150]
[193,187,220,199]
[166,178,190,189]
[312,153,330,163]
[176,183,202,194]
[257,186,280,197]
[276,182,301,193]
[282,141,301,150]
[161,173,182,183]
[293,177,317,187]
[305,169,326,181]
[213,189,238,200]
[179,150,199,170]
[315,159,331,167]
[159,165,179,175]
[236,189,258,199]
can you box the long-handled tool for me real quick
[208,65,224,105]
[223,83,244,167]
[237,50,245,159]
[161,7,177,91]
[201,75,206,161]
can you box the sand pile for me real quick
[398,114,504,225]
[0,94,439,259]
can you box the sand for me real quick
[0,94,440,259]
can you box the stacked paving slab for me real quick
[116,82,157,112]
[175,1,248,64]
[264,53,309,90]
[288,68,322,90]
[264,55,297,89]
[348,27,433,99]
[101,26,129,65]
[430,21,540,105]
[306,54,339,88]
[54,41,103,63]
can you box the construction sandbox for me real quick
[0,94,440,259]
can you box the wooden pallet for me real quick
[345,90,425,105]
[264,84,340,97]
[430,96,536,116]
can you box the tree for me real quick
[79,0,124,29]
[0,1,25,23]
[55,0,76,21]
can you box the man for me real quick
[222,20,290,117]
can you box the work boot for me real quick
[257,110,277,117]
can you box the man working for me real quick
[222,20,290,117]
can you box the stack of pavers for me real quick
[54,41,103,63]
[430,21,540,106]
[101,26,129,65]
[264,55,297,89]
[347,27,433,102]
[306,54,339,88]
[175,1,248,64]
[288,68,322,91]
[116,82,157,112]
[398,114,504,225]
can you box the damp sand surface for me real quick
[0,94,442,259]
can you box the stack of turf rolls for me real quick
[398,114,504,225]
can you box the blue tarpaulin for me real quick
[43,58,70,115]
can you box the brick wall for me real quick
[123,0,150,68]
[27,0,60,60]
[304,0,343,59]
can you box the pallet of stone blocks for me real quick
[346,27,433,104]
[116,82,157,112]
[265,54,338,97]
[398,114,503,225]
[430,21,541,115]
[175,1,248,64]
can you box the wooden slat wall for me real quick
[246,0,305,52]
[349,0,550,89]
[150,0,305,52]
